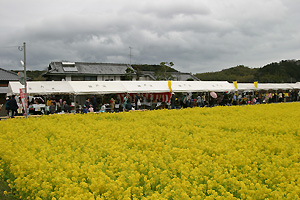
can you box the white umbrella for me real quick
[210,91,217,99]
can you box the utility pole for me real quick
[129,46,132,65]
[18,42,28,117]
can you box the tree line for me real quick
[12,59,300,83]
[195,60,300,83]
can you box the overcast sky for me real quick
[1,0,300,73]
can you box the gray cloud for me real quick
[0,0,300,73]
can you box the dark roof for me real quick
[0,68,19,81]
[45,62,134,75]
[170,72,200,81]
[140,71,200,81]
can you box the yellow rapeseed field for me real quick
[1,103,300,200]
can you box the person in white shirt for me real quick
[88,104,94,113]
[100,104,106,113]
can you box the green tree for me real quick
[154,62,175,80]
[124,67,135,80]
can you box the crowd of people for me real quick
[3,90,300,117]
[171,90,300,109]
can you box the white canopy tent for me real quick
[42,81,75,94]
[7,81,300,97]
[257,83,294,91]
[235,83,300,91]
[121,81,170,93]
[236,83,258,91]
[171,81,201,92]
[290,82,300,89]
[7,81,74,96]
[68,81,127,95]
[171,81,235,92]
[197,81,236,92]
[7,82,24,96]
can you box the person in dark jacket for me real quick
[5,97,10,116]
[49,102,56,114]
[85,98,91,108]
[62,101,71,113]
[9,95,18,118]
[171,93,176,109]
[81,105,88,114]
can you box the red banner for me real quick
[116,92,171,103]
[20,88,28,114]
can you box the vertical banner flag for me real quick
[233,81,238,89]
[168,80,172,93]
[254,82,258,89]
[20,88,28,115]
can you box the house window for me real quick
[71,76,84,81]
[71,76,97,81]
[85,76,97,81]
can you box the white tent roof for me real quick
[171,81,235,92]
[236,83,258,91]
[236,83,299,91]
[197,81,236,92]
[171,81,200,92]
[257,83,294,90]
[68,81,127,95]
[7,82,24,96]
[7,81,75,96]
[7,81,299,96]
[290,82,300,89]
[122,81,170,93]
[42,81,75,94]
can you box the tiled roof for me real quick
[140,71,200,81]
[0,68,19,81]
[46,62,134,75]
[170,72,200,81]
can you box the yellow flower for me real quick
[0,103,300,199]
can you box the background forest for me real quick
[13,59,300,83]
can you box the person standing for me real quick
[85,98,91,108]
[91,95,97,111]
[171,93,176,109]
[123,95,128,111]
[5,97,10,117]
[81,105,88,114]
[49,102,56,114]
[232,93,237,106]
[88,104,94,113]
[196,94,201,107]
[9,95,19,118]
[110,98,115,112]
[62,101,71,113]
[134,94,140,110]
[201,94,206,107]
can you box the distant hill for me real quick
[195,60,300,83]
[10,59,300,83]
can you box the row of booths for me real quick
[7,80,300,97]
[6,80,300,113]
[7,81,237,96]
[8,81,300,96]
